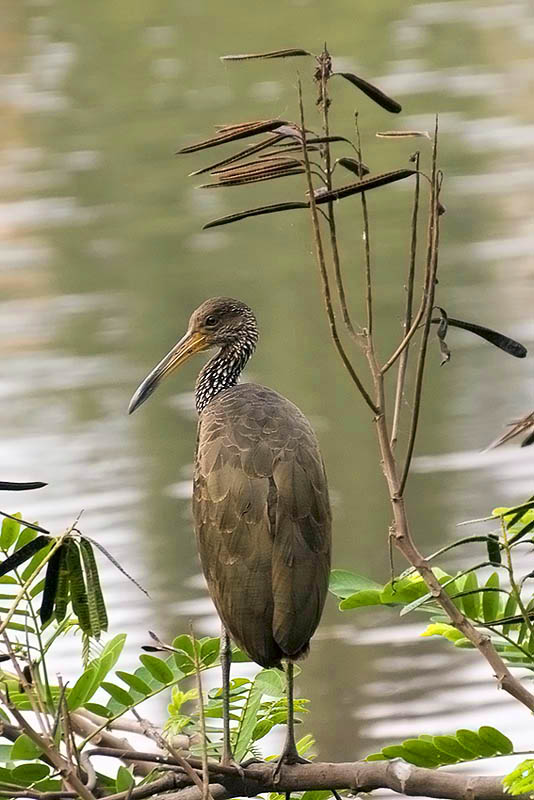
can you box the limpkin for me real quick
[128,297,331,766]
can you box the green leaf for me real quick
[116,766,134,793]
[482,573,501,622]
[172,634,197,659]
[458,573,480,619]
[234,682,263,762]
[504,759,534,796]
[0,745,12,762]
[84,703,113,718]
[139,654,174,684]
[329,569,382,599]
[251,719,274,741]
[254,669,285,698]
[478,726,513,755]
[102,682,134,707]
[116,671,152,696]
[421,623,463,642]
[16,527,38,549]
[21,541,53,581]
[456,729,486,756]
[403,739,443,767]
[92,634,127,684]
[12,763,50,784]
[200,637,220,666]
[340,589,382,610]
[1,514,21,549]
[503,595,519,636]
[11,734,42,760]
[432,735,472,762]
[67,667,97,710]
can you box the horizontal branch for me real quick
[158,759,528,800]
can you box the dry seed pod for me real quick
[336,157,370,176]
[189,134,286,177]
[203,202,309,229]
[376,131,431,139]
[314,168,415,203]
[221,49,312,61]
[434,317,527,359]
[177,120,289,154]
[332,72,402,113]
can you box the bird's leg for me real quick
[220,625,234,766]
[273,661,308,782]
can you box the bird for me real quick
[128,297,331,767]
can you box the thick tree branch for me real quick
[157,759,527,800]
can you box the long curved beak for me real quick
[128,330,208,415]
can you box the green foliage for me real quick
[330,500,534,674]
[366,726,513,767]
[503,759,534,795]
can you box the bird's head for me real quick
[128,297,257,414]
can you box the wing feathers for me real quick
[193,384,331,666]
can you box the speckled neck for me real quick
[195,338,256,413]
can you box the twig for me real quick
[0,688,97,800]
[391,152,420,448]
[500,517,534,636]
[399,121,441,494]
[70,712,156,776]
[298,77,378,415]
[317,47,358,339]
[190,625,211,800]
[354,114,373,338]
[129,707,207,796]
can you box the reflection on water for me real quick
[1,0,533,765]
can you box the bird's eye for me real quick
[205,315,218,327]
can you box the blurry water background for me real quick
[1,0,534,767]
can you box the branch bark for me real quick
[157,759,528,800]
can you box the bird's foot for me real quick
[272,746,310,784]
[219,753,245,779]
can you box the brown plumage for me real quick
[129,297,331,763]
[193,383,331,668]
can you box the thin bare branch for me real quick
[298,78,378,415]
[391,152,421,448]
[399,121,441,494]
[317,47,359,339]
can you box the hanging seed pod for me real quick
[336,157,370,177]
[434,307,451,366]
[314,168,415,203]
[432,317,527,358]
[332,72,402,113]
[54,546,70,623]
[40,545,64,624]
[66,541,91,634]
[203,201,309,229]
[188,134,286,176]
[0,536,50,578]
[177,120,290,154]
[376,130,431,139]
[80,539,108,636]
[0,481,46,491]
[221,49,312,61]
[486,535,502,566]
